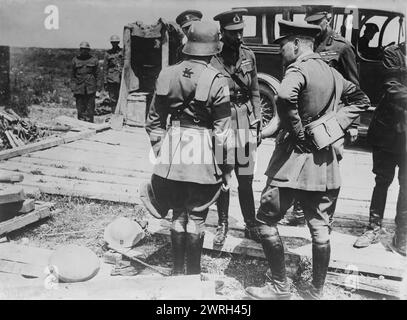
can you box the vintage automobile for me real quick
[235,4,406,134]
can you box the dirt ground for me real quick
[8,103,390,301]
[3,45,394,299]
[8,192,388,300]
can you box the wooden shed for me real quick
[115,19,182,126]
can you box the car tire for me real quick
[259,83,277,127]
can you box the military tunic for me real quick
[315,30,360,86]
[71,55,99,122]
[145,59,234,186]
[211,44,261,175]
[103,47,123,113]
[265,53,370,191]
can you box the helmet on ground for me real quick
[103,217,145,249]
[48,244,100,283]
[182,21,220,56]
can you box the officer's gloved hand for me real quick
[295,130,314,153]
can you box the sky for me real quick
[0,0,406,48]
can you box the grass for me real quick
[8,47,106,115]
[5,193,388,300]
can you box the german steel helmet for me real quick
[182,21,221,56]
[110,35,120,42]
[103,217,145,249]
[48,244,100,283]
[79,41,90,49]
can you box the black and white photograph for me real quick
[0,0,406,303]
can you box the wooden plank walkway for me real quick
[0,127,404,280]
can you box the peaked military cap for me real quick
[364,23,379,33]
[274,20,322,44]
[213,8,248,30]
[303,5,333,22]
[176,10,203,28]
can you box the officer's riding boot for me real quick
[245,225,291,300]
[237,176,261,243]
[214,190,229,246]
[302,242,331,300]
[185,232,204,275]
[170,230,186,275]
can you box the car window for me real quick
[358,16,388,60]
[244,15,257,38]
[274,13,283,39]
[292,13,305,23]
[333,14,345,36]
[361,16,387,47]
[382,16,405,47]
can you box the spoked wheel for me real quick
[259,83,277,127]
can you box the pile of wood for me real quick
[0,109,50,150]
[0,173,35,223]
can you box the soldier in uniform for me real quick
[245,20,370,300]
[103,35,123,113]
[71,41,100,123]
[175,10,203,63]
[354,42,407,255]
[305,5,359,86]
[140,21,234,275]
[211,9,262,245]
[279,5,361,227]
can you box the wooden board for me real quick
[0,274,215,300]
[55,116,111,132]
[0,186,25,204]
[0,130,96,161]
[0,202,54,237]
[147,218,406,279]
[326,271,402,297]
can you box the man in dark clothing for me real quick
[103,35,123,113]
[175,10,203,63]
[358,23,380,60]
[71,41,99,123]
[354,42,407,256]
[245,20,370,300]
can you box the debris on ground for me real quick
[0,108,53,150]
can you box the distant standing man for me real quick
[211,9,262,245]
[103,35,123,113]
[245,20,370,300]
[175,10,203,62]
[354,42,407,254]
[71,41,99,123]
[141,22,234,275]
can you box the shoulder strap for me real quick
[313,67,337,119]
[195,66,220,101]
[214,56,251,97]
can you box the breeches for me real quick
[256,181,340,245]
[75,93,95,123]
